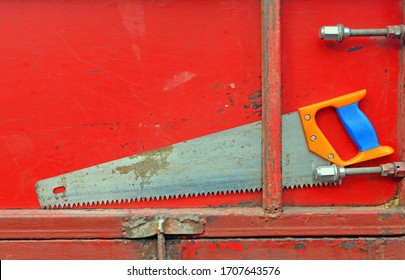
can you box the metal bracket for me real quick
[124,214,204,259]
[124,214,205,238]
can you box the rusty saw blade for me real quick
[36,121,262,208]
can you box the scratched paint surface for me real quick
[0,1,261,208]
[281,0,401,206]
[169,238,405,260]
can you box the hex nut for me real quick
[319,24,350,42]
[319,26,340,40]
[313,165,339,183]
[387,25,405,39]
[380,163,395,176]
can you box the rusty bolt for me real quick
[380,162,405,178]
[394,162,405,178]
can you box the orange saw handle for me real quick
[298,89,393,166]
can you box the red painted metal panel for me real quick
[0,0,262,209]
[281,0,402,206]
[0,240,156,260]
[168,237,405,260]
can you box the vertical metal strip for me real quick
[157,218,166,260]
[157,232,166,260]
[398,0,405,207]
[261,0,282,214]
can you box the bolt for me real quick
[328,153,334,160]
[310,135,317,142]
[319,24,405,42]
[314,162,405,184]
[305,114,311,121]
[380,162,405,177]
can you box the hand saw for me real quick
[35,89,394,208]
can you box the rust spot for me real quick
[87,69,102,73]
[248,90,262,101]
[348,46,363,52]
[378,212,392,221]
[378,196,400,209]
[381,228,393,235]
[285,153,290,166]
[294,243,306,250]
[341,241,356,249]
[244,90,262,116]
[237,201,257,208]
[117,146,173,188]
[225,92,236,106]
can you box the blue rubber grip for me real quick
[336,103,380,152]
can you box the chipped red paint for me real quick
[207,241,244,252]
[169,237,405,260]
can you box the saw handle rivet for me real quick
[304,114,311,121]
[328,153,334,160]
[310,135,317,142]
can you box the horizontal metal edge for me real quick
[0,207,404,239]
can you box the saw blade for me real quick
[36,121,262,208]
[282,112,331,188]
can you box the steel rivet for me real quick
[305,114,311,121]
[310,135,317,142]
[328,153,334,160]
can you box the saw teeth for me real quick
[41,187,263,209]
[283,181,341,189]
